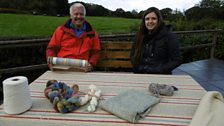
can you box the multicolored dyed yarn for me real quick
[44,80,82,113]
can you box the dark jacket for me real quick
[130,25,182,74]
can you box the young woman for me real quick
[130,7,182,74]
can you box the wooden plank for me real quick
[101,41,132,50]
[180,43,213,50]
[101,51,130,59]
[96,60,132,68]
[0,39,49,48]
[0,64,48,74]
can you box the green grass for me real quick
[0,14,140,39]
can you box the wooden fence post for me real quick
[210,31,218,59]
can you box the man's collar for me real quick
[70,22,86,31]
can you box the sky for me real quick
[68,0,201,12]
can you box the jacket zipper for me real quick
[78,40,84,54]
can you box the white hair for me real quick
[69,3,86,16]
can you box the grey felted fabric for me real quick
[148,83,178,97]
[99,89,160,123]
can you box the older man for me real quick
[46,2,101,72]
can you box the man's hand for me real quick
[48,63,54,71]
[85,63,93,72]
[47,56,54,71]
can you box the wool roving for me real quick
[80,94,91,105]
[148,83,178,97]
[86,85,102,112]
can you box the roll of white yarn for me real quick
[3,76,32,114]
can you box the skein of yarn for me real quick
[3,76,32,114]
[86,85,102,112]
[80,94,91,105]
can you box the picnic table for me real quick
[0,71,206,126]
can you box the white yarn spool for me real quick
[3,76,32,114]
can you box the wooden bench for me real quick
[95,41,133,71]
[0,29,221,74]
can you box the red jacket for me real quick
[46,19,101,67]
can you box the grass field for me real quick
[0,14,140,39]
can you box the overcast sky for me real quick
[69,0,201,12]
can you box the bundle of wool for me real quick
[148,83,178,97]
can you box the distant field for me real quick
[0,14,140,39]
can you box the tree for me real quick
[185,0,224,20]
[160,8,172,20]
[0,0,68,15]
[55,0,69,15]
[185,7,201,20]
[131,9,138,18]
[114,8,125,17]
[82,3,110,16]
[200,0,223,8]
[0,0,9,8]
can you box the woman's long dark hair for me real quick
[134,7,164,65]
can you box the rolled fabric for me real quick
[48,57,87,68]
[3,76,32,114]
[189,91,224,126]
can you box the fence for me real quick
[0,29,221,74]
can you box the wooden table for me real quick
[0,71,206,126]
